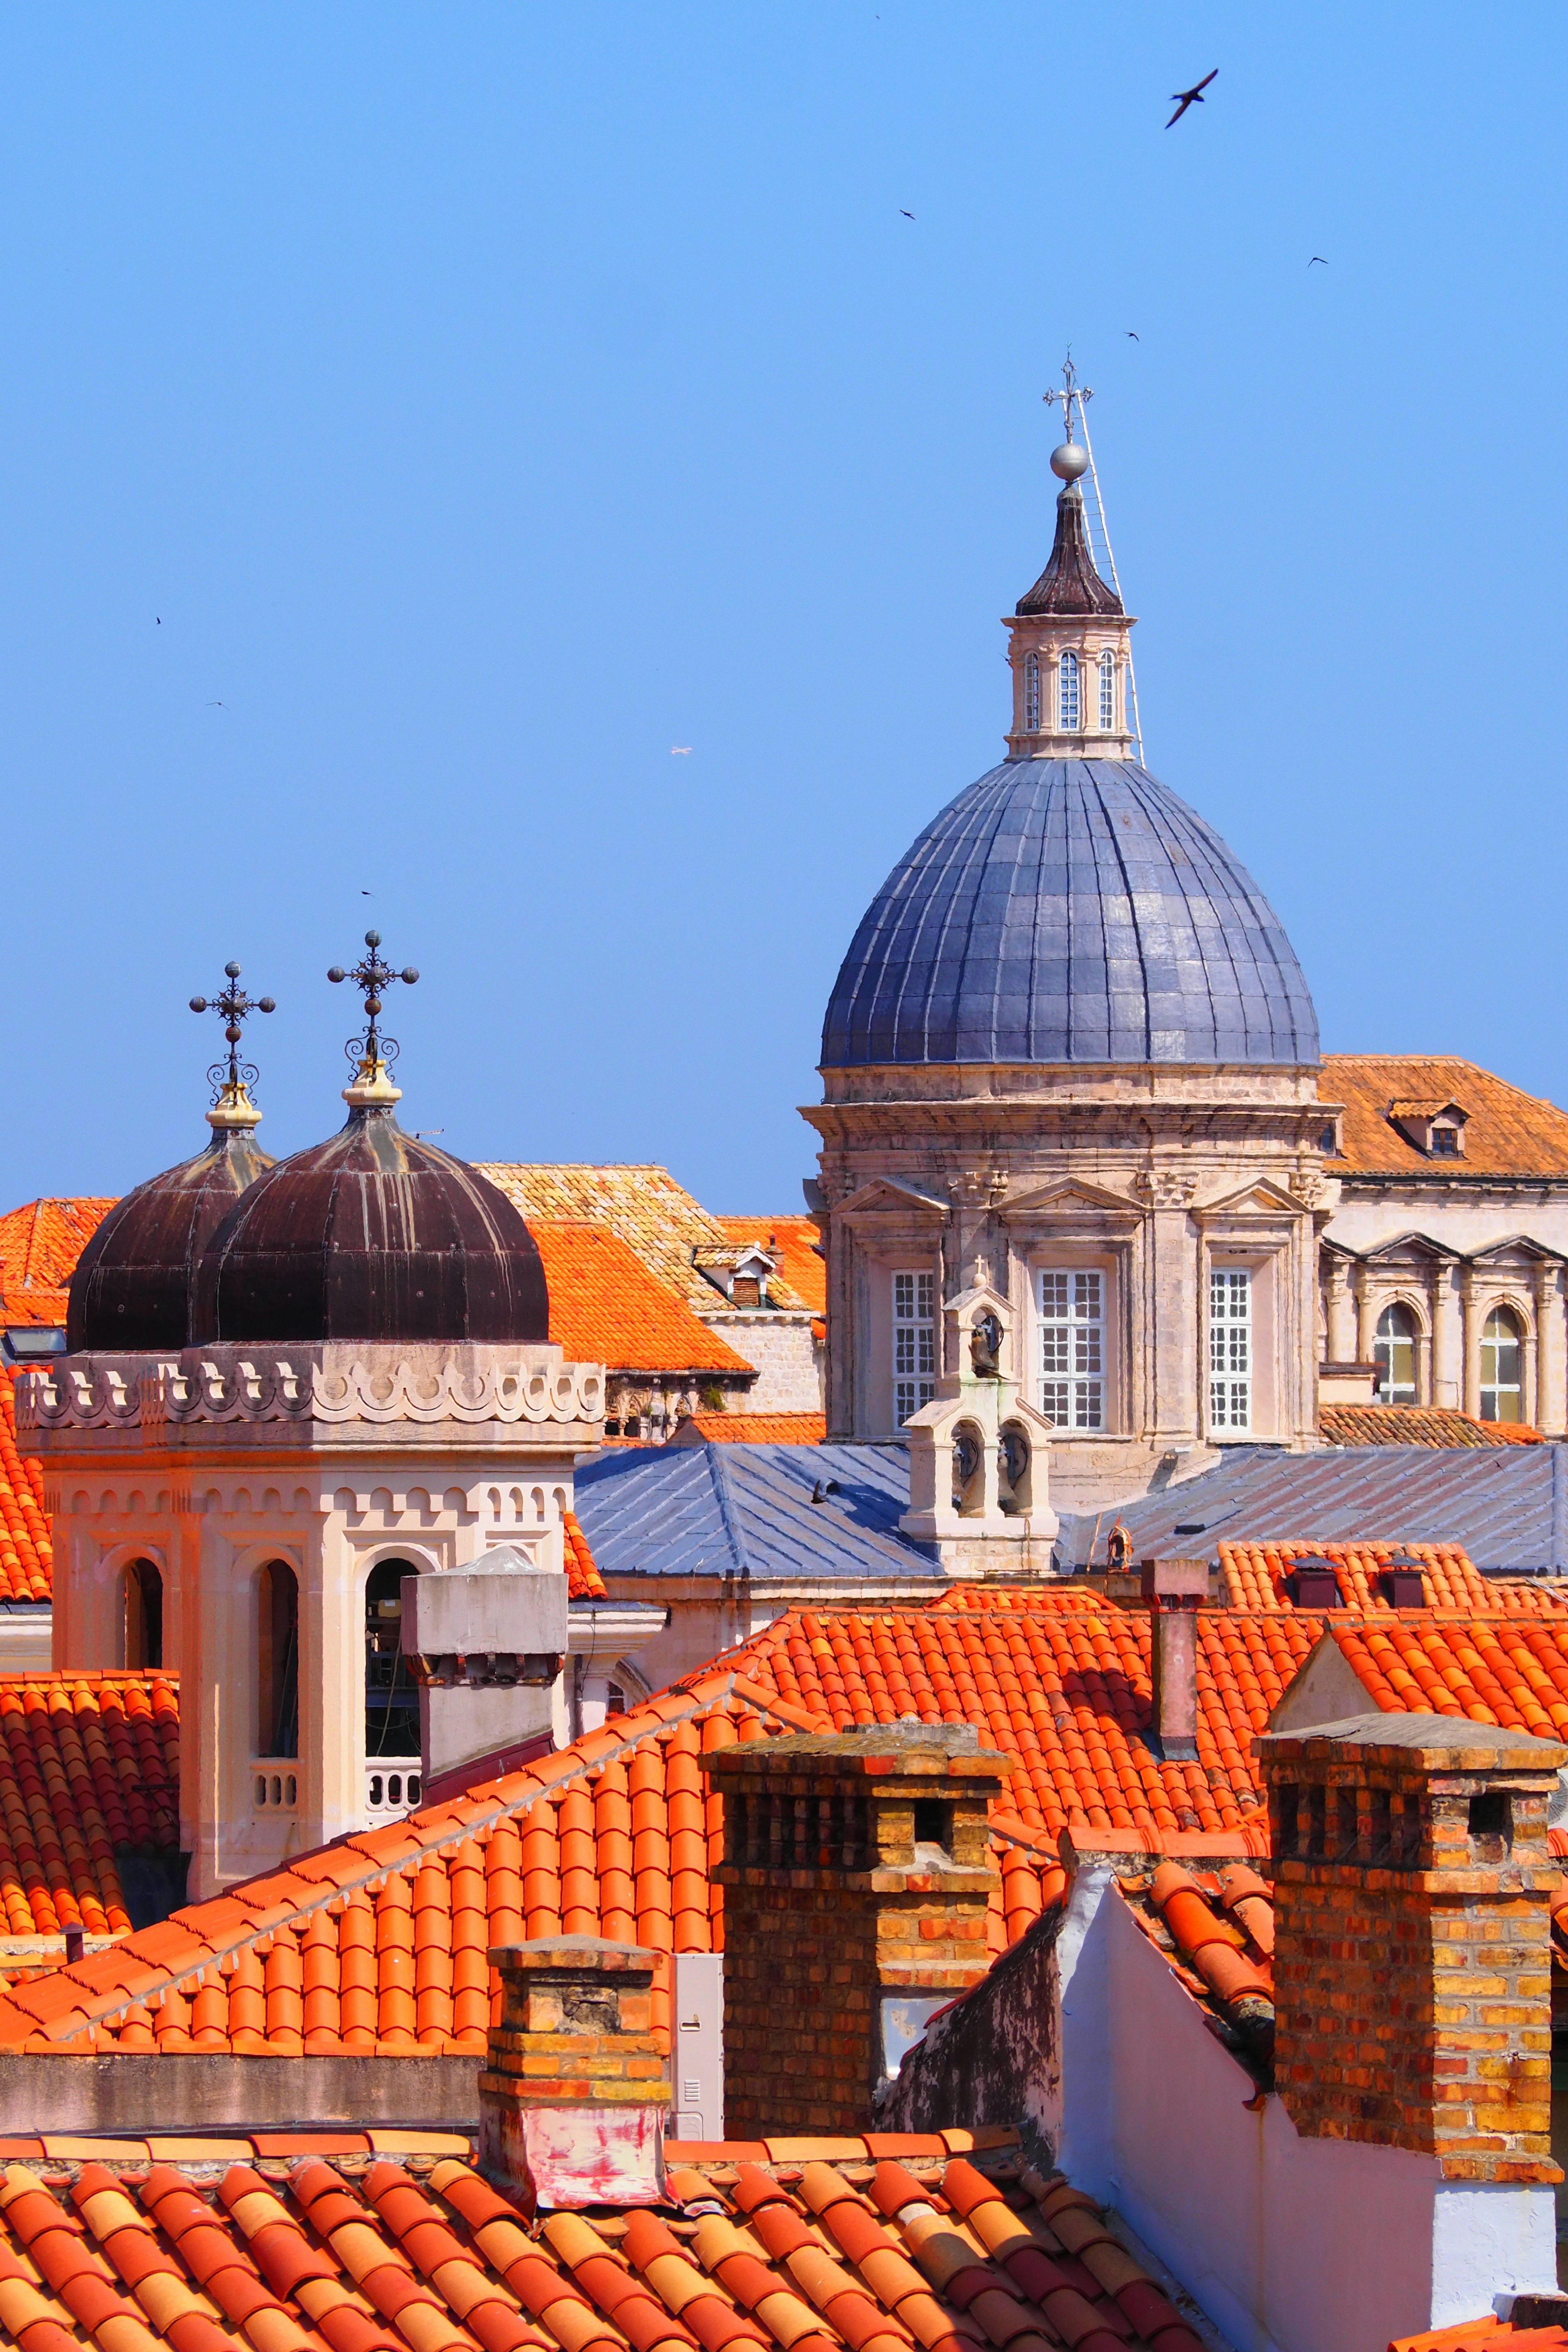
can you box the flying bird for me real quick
[1308,255,1328,266]
[205,700,226,708]
[1166,67,1217,127]
[1125,330,1140,340]
[360,890,373,897]
[671,745,691,755]
[900,209,914,219]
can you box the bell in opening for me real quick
[257,1561,299,1759]
[124,1559,163,1670]
[365,1558,421,1757]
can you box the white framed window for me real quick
[1058,650,1080,731]
[893,1270,935,1425]
[1479,1306,1523,1423]
[1038,1270,1103,1429]
[1098,650,1116,731]
[1210,1268,1252,1431]
[1023,651,1041,731]
[1374,1303,1418,1405]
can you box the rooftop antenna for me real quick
[1044,353,1145,765]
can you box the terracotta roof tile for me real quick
[714,1217,826,1315]
[0,2136,1211,2352]
[1321,1403,1546,1448]
[0,1198,114,1324]
[1325,1054,1568,1178]
[674,1414,826,1445]
[531,1223,752,1376]
[0,1374,52,1600]
[482,1166,788,1312]
[561,1512,607,1602]
[1216,1538,1565,1613]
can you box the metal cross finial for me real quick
[327,929,419,1073]
[1042,351,1093,443]
[189,961,275,1104]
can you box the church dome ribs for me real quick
[66,1128,275,1352]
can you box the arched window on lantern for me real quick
[1479,1307,1524,1423]
[256,1560,298,1758]
[123,1559,163,1670]
[1023,651,1040,731]
[1374,1303,1418,1405]
[1058,650,1080,730]
[1098,650,1116,731]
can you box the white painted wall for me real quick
[1055,1880,1557,2352]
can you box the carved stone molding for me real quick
[945,1164,1007,1209]
[19,1347,605,1434]
[1134,1169,1198,1210]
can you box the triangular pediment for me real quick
[1357,1229,1456,1265]
[1000,1177,1142,1218]
[833,1177,946,1219]
[1468,1233,1566,1267]
[1196,1176,1303,1218]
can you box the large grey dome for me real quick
[821,757,1318,1068]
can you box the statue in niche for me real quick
[970,1312,1003,1377]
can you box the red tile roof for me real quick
[532,1222,753,1376]
[1391,2323,1568,2349]
[482,1166,819,1316]
[1325,1054,1568,1178]
[562,1510,607,1601]
[0,1198,114,1325]
[0,2136,1211,2352]
[0,1670,179,1953]
[674,1413,826,1444]
[1320,1403,1548,1448]
[715,1215,826,1314]
[0,1375,51,1601]
[1216,1539,1566,1614]
[1327,1616,1568,1740]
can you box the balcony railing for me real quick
[252,1761,299,1811]
[365,1760,422,1824]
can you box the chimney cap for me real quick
[1256,1710,1568,1772]
[1140,1556,1209,1600]
[704,1718,1013,1779]
[488,1934,657,1975]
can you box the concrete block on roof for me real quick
[400,1547,568,1668]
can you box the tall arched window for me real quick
[1098,650,1116,731]
[1058,649,1080,730]
[1023,651,1040,731]
[1374,1303,1418,1405]
[365,1559,420,1756]
[256,1561,299,1757]
[123,1559,163,1670]
[1480,1307,1523,1422]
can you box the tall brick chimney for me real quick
[1140,1556,1207,1760]
[1257,1712,1566,2181]
[480,1936,670,2209]
[704,1720,1012,2134]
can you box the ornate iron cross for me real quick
[189,962,275,1103]
[1042,350,1093,443]
[328,929,419,1071]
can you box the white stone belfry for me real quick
[898,1275,1058,1575]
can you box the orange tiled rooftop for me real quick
[1319,1402,1548,1448]
[1325,1052,1568,1177]
[0,1198,115,1326]
[0,1374,52,1601]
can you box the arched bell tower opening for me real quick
[122,1559,163,1670]
[365,1558,421,1760]
[256,1560,299,1760]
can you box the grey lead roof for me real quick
[820,757,1319,1069]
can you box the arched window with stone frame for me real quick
[1374,1302,1419,1405]
[1098,649,1116,731]
[123,1558,163,1671]
[1058,649,1080,731]
[1023,651,1041,731]
[1479,1305,1525,1423]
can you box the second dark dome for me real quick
[67,1127,275,1353]
[191,1106,550,1346]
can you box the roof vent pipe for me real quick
[1140,1557,1208,1761]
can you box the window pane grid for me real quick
[1058,650,1080,730]
[1039,1269,1103,1430]
[1479,1307,1523,1424]
[1024,651,1040,731]
[1098,651,1116,730]
[893,1270,935,1426]
[1374,1303,1417,1405]
[1209,1269,1252,1432]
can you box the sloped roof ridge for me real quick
[0,1665,825,2043]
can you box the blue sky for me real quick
[2,4,1565,1214]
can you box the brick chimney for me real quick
[479,1936,670,2209]
[1257,1712,1567,2181]
[1141,1556,1207,1761]
[704,1720,1012,2134]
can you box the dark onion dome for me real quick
[67,1119,274,1353]
[821,757,1319,1069]
[1015,479,1124,617]
[191,1084,549,1346]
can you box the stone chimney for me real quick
[704,1720,1012,2134]
[401,1544,567,1797]
[1257,1712,1567,2181]
[1140,1557,1206,1761]
[479,1936,669,2209]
